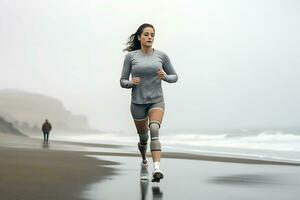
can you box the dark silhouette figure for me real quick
[42,119,52,142]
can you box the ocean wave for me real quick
[160,131,300,152]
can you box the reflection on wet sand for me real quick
[84,156,300,200]
[42,141,50,149]
[139,160,163,200]
[152,186,163,200]
[140,180,148,200]
[209,173,278,185]
[140,180,163,200]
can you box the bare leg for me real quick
[151,151,161,162]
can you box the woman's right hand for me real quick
[132,77,141,85]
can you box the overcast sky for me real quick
[0,0,299,132]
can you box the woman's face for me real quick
[138,27,155,48]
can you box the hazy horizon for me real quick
[1,0,299,132]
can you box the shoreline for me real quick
[1,133,300,199]
[2,133,300,166]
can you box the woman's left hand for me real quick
[157,68,166,80]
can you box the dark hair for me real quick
[123,23,155,52]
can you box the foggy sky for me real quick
[0,0,299,132]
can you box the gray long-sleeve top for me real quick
[120,49,178,104]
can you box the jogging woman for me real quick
[120,23,178,182]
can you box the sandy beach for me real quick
[1,133,300,200]
[0,134,120,200]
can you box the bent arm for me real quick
[162,53,178,83]
[120,54,134,88]
[164,73,178,83]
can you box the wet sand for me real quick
[1,133,300,200]
[0,134,121,200]
[0,147,118,200]
[85,155,300,200]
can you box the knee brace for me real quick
[138,129,148,153]
[138,129,149,145]
[149,122,161,151]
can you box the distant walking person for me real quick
[120,23,178,182]
[42,119,52,142]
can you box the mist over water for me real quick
[1,0,300,132]
[1,1,299,164]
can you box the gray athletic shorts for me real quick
[130,101,165,121]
